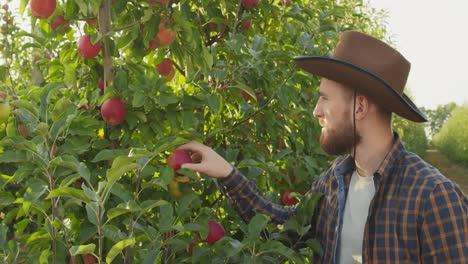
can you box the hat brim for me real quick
[294,56,428,122]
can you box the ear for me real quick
[354,95,369,120]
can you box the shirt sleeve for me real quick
[420,181,468,263]
[216,168,296,224]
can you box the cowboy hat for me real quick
[294,31,427,122]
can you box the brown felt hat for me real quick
[294,31,427,122]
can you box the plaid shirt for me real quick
[218,133,468,263]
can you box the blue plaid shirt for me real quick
[218,133,468,263]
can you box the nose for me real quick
[313,98,322,118]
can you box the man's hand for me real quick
[177,141,233,178]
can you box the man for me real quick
[178,31,468,263]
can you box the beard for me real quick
[319,114,361,156]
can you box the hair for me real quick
[341,84,392,125]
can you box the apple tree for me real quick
[0,0,389,263]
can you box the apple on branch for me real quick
[148,0,170,6]
[240,19,252,31]
[155,22,176,47]
[167,149,192,172]
[204,220,225,245]
[241,0,260,10]
[50,14,70,33]
[100,98,126,126]
[282,189,299,206]
[30,0,56,19]
[78,34,101,59]
[156,58,175,81]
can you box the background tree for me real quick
[0,0,399,263]
[432,105,468,164]
[421,102,457,139]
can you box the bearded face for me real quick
[314,79,361,156]
[319,108,361,155]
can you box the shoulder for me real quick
[400,151,465,199]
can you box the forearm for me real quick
[217,168,296,224]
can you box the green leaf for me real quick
[296,193,323,226]
[19,0,28,15]
[34,122,49,137]
[132,91,146,108]
[114,70,128,91]
[69,244,96,256]
[86,202,100,226]
[158,166,174,189]
[106,157,140,185]
[92,149,129,162]
[158,204,173,232]
[234,82,256,102]
[139,200,169,216]
[103,225,125,243]
[259,240,303,264]
[39,248,50,264]
[106,238,136,264]
[107,200,141,221]
[306,238,323,257]
[0,192,15,206]
[247,213,270,240]
[157,93,179,107]
[207,93,221,114]
[46,187,90,203]
[0,151,27,163]
[11,99,39,118]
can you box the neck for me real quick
[352,126,393,177]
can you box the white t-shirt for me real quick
[338,170,376,264]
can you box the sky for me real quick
[366,0,468,110]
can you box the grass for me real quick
[423,148,468,195]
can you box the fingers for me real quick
[191,152,202,163]
[181,163,203,173]
[177,141,207,153]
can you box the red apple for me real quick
[204,220,225,245]
[156,58,175,80]
[148,38,159,50]
[100,98,126,125]
[167,149,191,171]
[241,90,254,101]
[77,34,101,59]
[282,189,299,206]
[241,0,259,10]
[148,0,169,5]
[155,23,176,47]
[98,78,105,94]
[18,122,27,138]
[2,4,8,11]
[240,19,252,31]
[82,254,96,264]
[0,91,6,101]
[30,0,56,19]
[50,14,70,32]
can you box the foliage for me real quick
[421,102,457,138]
[432,105,468,164]
[392,114,428,156]
[0,0,388,263]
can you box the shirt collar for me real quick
[374,132,405,179]
[335,132,406,180]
